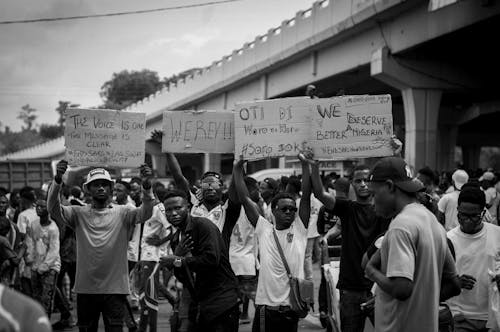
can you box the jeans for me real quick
[31,270,58,317]
[77,293,127,332]
[252,306,298,332]
[339,289,371,332]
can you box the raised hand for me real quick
[150,130,163,144]
[390,135,403,156]
[55,160,68,183]
[298,150,317,166]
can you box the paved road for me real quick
[50,265,367,331]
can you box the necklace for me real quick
[286,224,294,243]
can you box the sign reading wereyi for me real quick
[64,109,146,167]
[310,95,393,159]
[162,110,234,153]
[234,98,311,160]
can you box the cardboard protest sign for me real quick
[162,110,234,153]
[309,95,393,159]
[234,98,311,160]
[64,109,146,167]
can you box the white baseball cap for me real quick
[83,168,113,188]
[452,170,469,190]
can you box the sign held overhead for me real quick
[64,109,146,167]
[162,110,234,153]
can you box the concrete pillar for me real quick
[462,145,481,170]
[402,88,442,170]
[208,153,221,173]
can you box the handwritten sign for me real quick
[234,98,311,160]
[310,95,393,159]
[64,109,146,167]
[162,110,234,153]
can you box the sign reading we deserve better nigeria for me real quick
[64,109,146,167]
[234,95,393,160]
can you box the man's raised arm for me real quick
[233,158,260,227]
[299,154,336,210]
[127,165,158,225]
[298,153,311,229]
[47,160,76,229]
[150,130,191,196]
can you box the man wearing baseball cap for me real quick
[364,157,460,332]
[47,161,156,332]
[438,170,469,230]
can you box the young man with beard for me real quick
[447,185,500,332]
[48,161,156,332]
[365,157,460,332]
[158,189,240,332]
[233,156,311,332]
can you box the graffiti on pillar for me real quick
[162,110,234,153]
[64,109,146,167]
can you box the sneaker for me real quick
[52,317,75,330]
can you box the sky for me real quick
[0,0,315,131]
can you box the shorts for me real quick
[237,275,257,301]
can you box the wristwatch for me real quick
[173,257,183,268]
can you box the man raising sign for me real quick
[47,160,156,332]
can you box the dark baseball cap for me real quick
[370,157,424,193]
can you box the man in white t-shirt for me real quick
[17,186,38,297]
[365,157,460,332]
[438,170,469,230]
[233,156,311,332]
[447,185,500,332]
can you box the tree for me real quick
[56,101,80,127]
[100,69,164,110]
[17,104,37,131]
[39,124,64,139]
[162,68,200,87]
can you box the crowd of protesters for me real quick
[1,131,500,332]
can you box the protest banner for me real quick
[234,98,311,160]
[64,109,146,167]
[309,95,393,159]
[162,110,234,153]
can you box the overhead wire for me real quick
[0,0,241,25]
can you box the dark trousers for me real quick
[77,293,127,332]
[318,272,327,313]
[200,305,240,332]
[137,261,159,332]
[57,261,76,297]
[339,289,371,332]
[31,270,58,318]
[251,306,298,332]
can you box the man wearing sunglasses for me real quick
[447,185,500,332]
[232,155,311,332]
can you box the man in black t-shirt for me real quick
[303,157,391,332]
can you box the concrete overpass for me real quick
[122,0,500,178]
[3,0,499,181]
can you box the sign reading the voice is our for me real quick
[64,109,146,167]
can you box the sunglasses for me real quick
[201,182,221,190]
[278,206,298,213]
